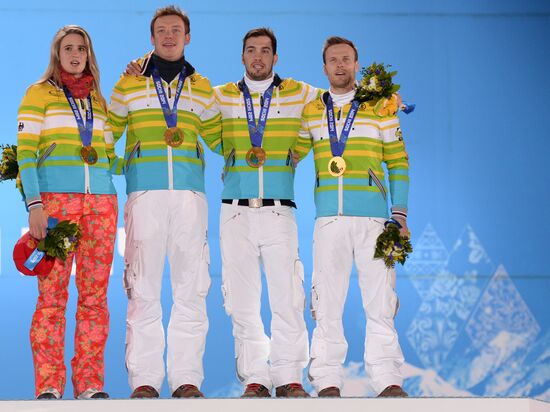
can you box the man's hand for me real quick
[292,151,300,168]
[29,207,48,240]
[125,60,142,76]
[394,92,403,108]
[393,215,410,238]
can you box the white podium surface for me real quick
[0,397,548,412]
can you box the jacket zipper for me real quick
[84,163,91,194]
[167,79,174,189]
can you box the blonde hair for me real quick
[37,25,106,109]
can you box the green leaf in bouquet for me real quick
[36,219,82,261]
[0,144,19,181]
[374,223,413,268]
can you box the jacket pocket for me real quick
[368,168,387,201]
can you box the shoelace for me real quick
[246,383,264,392]
[285,383,304,391]
[136,385,157,394]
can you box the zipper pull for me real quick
[168,86,172,99]
[260,94,264,107]
[337,108,342,121]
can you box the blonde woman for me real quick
[17,25,119,400]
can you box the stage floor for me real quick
[0,397,548,412]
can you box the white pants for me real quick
[124,190,210,393]
[219,203,309,389]
[309,216,404,394]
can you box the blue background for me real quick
[0,0,549,399]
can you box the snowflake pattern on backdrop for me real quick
[407,225,495,371]
[404,223,449,299]
[465,265,540,349]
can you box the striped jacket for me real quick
[108,55,222,194]
[214,76,319,200]
[294,92,409,218]
[17,81,117,208]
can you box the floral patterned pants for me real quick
[30,193,117,398]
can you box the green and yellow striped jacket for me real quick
[295,92,409,218]
[17,81,117,208]
[214,76,319,200]
[108,56,222,194]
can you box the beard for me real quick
[330,74,355,90]
[246,65,273,81]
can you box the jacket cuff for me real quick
[26,196,43,211]
[391,206,408,220]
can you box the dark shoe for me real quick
[275,383,310,398]
[378,385,408,397]
[130,385,160,399]
[77,388,109,399]
[37,392,60,400]
[241,383,271,398]
[318,386,341,397]
[90,391,109,399]
[172,384,204,398]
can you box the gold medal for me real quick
[80,146,98,165]
[164,127,184,147]
[328,156,346,177]
[246,147,267,168]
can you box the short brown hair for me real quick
[150,5,190,35]
[322,36,358,64]
[242,27,277,55]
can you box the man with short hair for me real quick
[294,36,409,398]
[214,27,319,398]
[108,5,221,399]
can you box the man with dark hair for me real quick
[294,36,409,398]
[108,5,221,399]
[214,27,319,398]
[322,36,358,64]
[241,27,277,55]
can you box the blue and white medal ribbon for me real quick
[63,87,96,164]
[242,81,275,168]
[326,96,359,177]
[152,64,187,147]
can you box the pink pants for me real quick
[30,193,117,398]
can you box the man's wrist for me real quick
[390,206,407,222]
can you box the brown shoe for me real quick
[318,386,341,397]
[241,383,271,398]
[275,383,310,398]
[172,384,204,398]
[378,385,408,397]
[130,385,159,399]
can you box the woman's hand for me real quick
[29,207,49,240]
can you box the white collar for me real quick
[244,72,275,94]
[328,88,355,107]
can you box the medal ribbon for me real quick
[152,64,187,128]
[241,81,275,148]
[63,87,93,147]
[326,96,360,157]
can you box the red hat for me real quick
[13,232,55,276]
